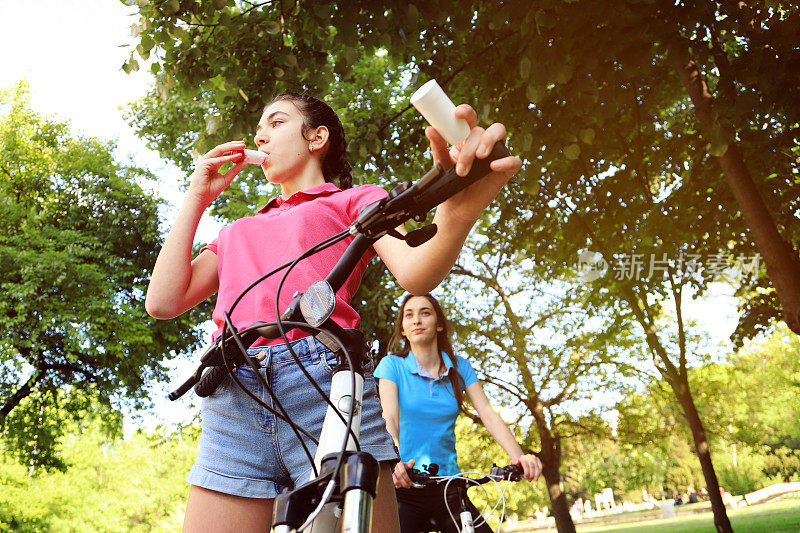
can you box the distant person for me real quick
[376,293,542,533]
[720,487,735,507]
[688,485,699,504]
[673,490,683,505]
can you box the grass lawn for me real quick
[576,498,800,533]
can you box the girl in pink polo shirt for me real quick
[145,92,522,533]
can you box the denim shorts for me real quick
[186,336,398,498]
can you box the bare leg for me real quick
[370,462,400,532]
[183,485,274,533]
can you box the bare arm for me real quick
[466,381,542,481]
[377,378,416,488]
[377,378,401,446]
[145,141,248,319]
[374,105,522,295]
[144,195,219,318]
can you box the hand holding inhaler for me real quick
[410,79,522,221]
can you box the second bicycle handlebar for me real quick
[407,463,524,487]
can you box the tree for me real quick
[616,326,800,496]
[0,417,198,530]
[439,227,636,532]
[413,0,800,340]
[666,2,800,335]
[0,82,210,471]
[688,326,800,451]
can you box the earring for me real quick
[309,144,314,152]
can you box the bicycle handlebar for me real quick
[407,463,524,487]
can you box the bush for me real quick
[0,423,197,532]
[715,447,768,495]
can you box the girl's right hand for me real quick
[188,140,248,206]
[392,459,415,489]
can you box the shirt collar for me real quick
[257,182,340,213]
[405,351,453,378]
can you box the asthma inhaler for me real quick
[410,79,470,145]
[242,149,267,165]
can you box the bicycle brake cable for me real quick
[219,316,359,490]
[221,312,319,473]
[273,229,361,450]
[216,228,358,476]
[218,228,354,431]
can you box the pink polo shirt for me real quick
[201,182,388,346]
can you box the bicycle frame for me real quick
[272,366,374,533]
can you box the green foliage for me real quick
[2,387,121,473]
[763,447,800,483]
[454,418,549,524]
[0,420,198,532]
[715,446,769,495]
[562,435,678,502]
[615,326,800,495]
[0,82,211,471]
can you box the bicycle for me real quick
[168,126,510,532]
[402,463,524,533]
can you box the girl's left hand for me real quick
[512,453,543,482]
[426,104,523,223]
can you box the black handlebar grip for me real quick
[168,368,204,401]
[491,464,523,480]
[507,464,523,478]
[407,468,426,483]
[415,141,510,214]
[194,366,229,398]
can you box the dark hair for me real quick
[267,92,353,189]
[389,293,467,413]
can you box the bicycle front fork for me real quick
[271,451,379,533]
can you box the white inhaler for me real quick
[410,79,470,145]
[242,149,267,165]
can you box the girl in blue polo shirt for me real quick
[375,294,542,533]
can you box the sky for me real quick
[1,0,743,434]
[0,0,218,431]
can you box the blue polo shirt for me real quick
[374,352,478,476]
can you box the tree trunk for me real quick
[531,403,576,533]
[671,49,800,334]
[0,372,40,425]
[672,379,733,533]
